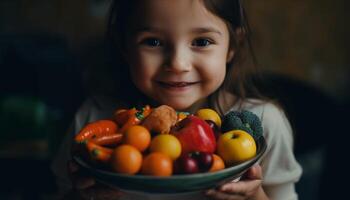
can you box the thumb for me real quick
[243,164,262,180]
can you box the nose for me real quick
[164,46,191,73]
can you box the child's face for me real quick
[124,0,233,111]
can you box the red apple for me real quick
[171,115,216,155]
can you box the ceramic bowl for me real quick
[74,136,267,194]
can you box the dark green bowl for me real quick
[74,136,267,194]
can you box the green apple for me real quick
[217,130,256,165]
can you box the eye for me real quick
[192,38,213,47]
[140,38,162,47]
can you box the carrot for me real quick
[91,133,123,147]
[86,141,113,163]
[74,120,118,143]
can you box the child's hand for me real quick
[205,165,269,200]
[68,160,123,200]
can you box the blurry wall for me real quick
[245,0,350,102]
[0,0,107,49]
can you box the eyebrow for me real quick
[191,27,223,36]
[133,26,223,36]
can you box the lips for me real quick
[158,81,198,88]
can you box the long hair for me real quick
[202,0,265,114]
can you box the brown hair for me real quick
[89,0,265,112]
[201,0,265,114]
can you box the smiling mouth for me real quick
[158,81,198,88]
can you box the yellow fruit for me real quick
[149,134,182,160]
[217,130,256,165]
[195,108,221,128]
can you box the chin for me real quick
[159,98,206,113]
[163,102,191,111]
[147,92,204,111]
[155,99,193,111]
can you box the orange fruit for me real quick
[195,108,221,128]
[149,134,182,160]
[123,125,151,152]
[141,152,173,176]
[209,154,225,172]
[110,144,142,174]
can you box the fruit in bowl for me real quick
[72,105,266,193]
[174,151,215,174]
[149,134,182,160]
[111,144,143,175]
[73,135,266,193]
[217,130,257,165]
[141,152,173,176]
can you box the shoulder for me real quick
[228,99,289,127]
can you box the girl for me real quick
[51,0,302,199]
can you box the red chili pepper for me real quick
[91,133,123,147]
[86,141,113,163]
[74,120,118,143]
[119,108,141,133]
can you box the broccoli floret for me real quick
[222,110,263,139]
[221,111,243,131]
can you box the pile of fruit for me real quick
[73,105,262,177]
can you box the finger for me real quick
[219,179,262,195]
[205,189,244,200]
[243,164,262,180]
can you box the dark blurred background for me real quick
[0,0,349,199]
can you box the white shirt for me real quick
[51,97,302,200]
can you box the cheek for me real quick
[128,52,161,84]
[197,52,227,81]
